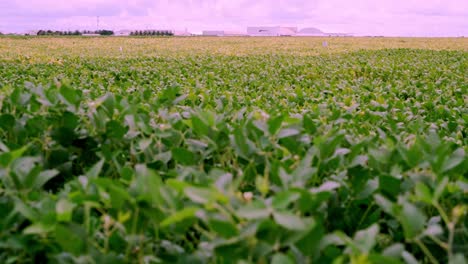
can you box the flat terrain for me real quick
[1,36,467,59]
[0,37,467,263]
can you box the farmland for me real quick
[0,37,467,263]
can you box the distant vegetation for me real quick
[34,30,170,36]
[93,30,114,36]
[130,30,174,36]
[36,30,115,36]
[37,30,82,36]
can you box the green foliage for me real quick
[96,30,114,36]
[0,47,467,263]
[37,30,82,36]
[130,30,173,36]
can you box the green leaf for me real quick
[106,120,128,139]
[449,254,467,264]
[133,164,163,205]
[379,175,401,198]
[93,178,135,208]
[272,191,300,209]
[33,169,59,189]
[119,166,134,181]
[273,211,312,231]
[172,148,196,166]
[353,224,379,253]
[0,114,15,130]
[160,207,198,228]
[0,146,28,168]
[310,181,340,193]
[184,186,226,204]
[59,85,82,108]
[382,243,405,258]
[434,177,448,201]
[231,127,251,158]
[0,140,9,152]
[85,159,105,179]
[20,161,42,190]
[441,148,465,173]
[192,115,209,136]
[414,182,433,204]
[294,222,325,256]
[55,223,86,255]
[208,219,239,238]
[237,203,270,220]
[277,128,300,139]
[267,115,283,136]
[56,199,76,222]
[271,253,294,264]
[23,223,54,235]
[166,179,190,193]
[398,144,422,168]
[374,194,395,215]
[423,224,443,237]
[13,197,39,221]
[290,154,317,186]
[367,254,402,264]
[302,114,317,134]
[401,251,419,264]
[399,201,427,239]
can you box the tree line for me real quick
[33,30,173,36]
[130,30,174,36]
[36,30,115,36]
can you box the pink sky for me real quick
[0,0,467,36]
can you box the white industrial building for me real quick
[115,30,132,36]
[174,29,192,36]
[247,26,298,36]
[224,31,248,36]
[327,33,352,37]
[297,27,326,36]
[202,30,225,36]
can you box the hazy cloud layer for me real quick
[0,0,467,36]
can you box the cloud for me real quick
[0,0,152,17]
[0,0,467,36]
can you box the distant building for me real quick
[326,33,352,37]
[174,29,192,36]
[297,27,326,36]
[116,30,132,36]
[278,27,298,36]
[247,26,350,37]
[247,27,278,36]
[202,30,225,36]
[224,31,248,37]
[247,26,298,36]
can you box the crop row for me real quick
[0,48,467,263]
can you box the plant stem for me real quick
[433,202,450,228]
[447,222,455,261]
[415,239,439,264]
[126,208,140,261]
[428,235,448,250]
[84,203,90,235]
[357,202,374,229]
[433,201,453,260]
